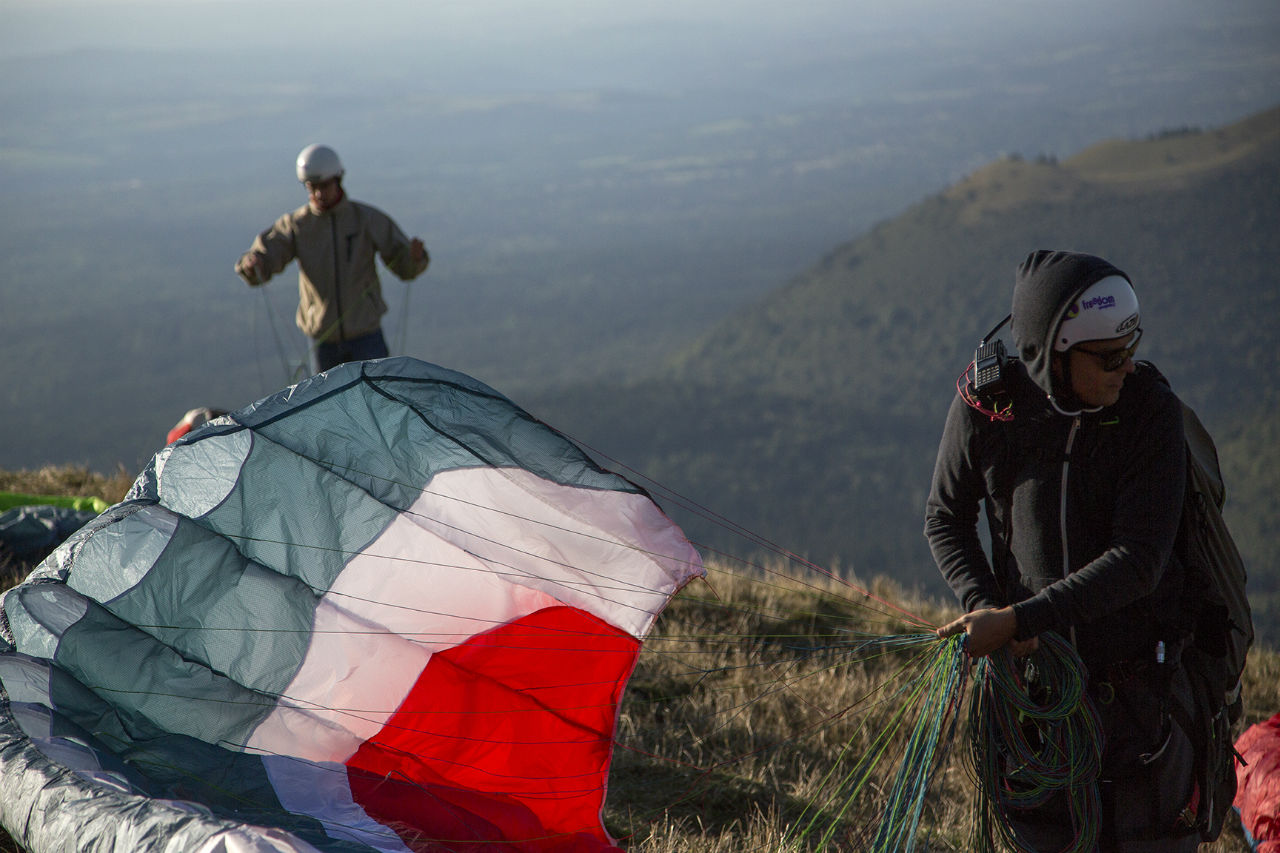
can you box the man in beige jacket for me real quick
[236,144,430,374]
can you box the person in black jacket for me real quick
[926,250,1199,851]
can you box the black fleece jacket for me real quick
[924,251,1187,668]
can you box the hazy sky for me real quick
[9,0,1275,107]
[4,0,1246,57]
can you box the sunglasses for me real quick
[1076,328,1142,372]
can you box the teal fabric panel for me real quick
[176,428,398,598]
[235,358,642,511]
[77,516,317,706]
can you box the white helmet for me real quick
[1054,275,1140,351]
[295,144,344,183]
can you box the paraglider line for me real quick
[257,284,307,386]
[269,443,705,600]
[268,394,927,631]
[550,427,933,628]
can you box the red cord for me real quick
[957,361,1013,422]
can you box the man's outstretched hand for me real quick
[937,606,1038,657]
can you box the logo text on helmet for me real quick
[1080,294,1117,311]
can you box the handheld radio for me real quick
[965,314,1014,419]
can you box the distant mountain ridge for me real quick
[663,104,1280,414]
[534,104,1280,643]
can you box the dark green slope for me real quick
[667,106,1280,417]
[531,106,1280,637]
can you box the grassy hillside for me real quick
[664,106,1280,406]
[531,106,1280,641]
[657,105,1280,418]
[0,469,1271,851]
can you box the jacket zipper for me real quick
[330,215,344,342]
[1061,416,1080,646]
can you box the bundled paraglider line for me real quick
[779,633,969,852]
[254,275,416,389]
[255,285,309,386]
[965,632,1104,853]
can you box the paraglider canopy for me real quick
[0,357,703,853]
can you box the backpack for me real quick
[1147,363,1254,842]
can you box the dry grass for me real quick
[0,465,135,590]
[0,469,1268,851]
[604,566,978,851]
[0,465,135,505]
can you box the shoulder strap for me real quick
[1141,361,1253,691]
[1180,402,1253,684]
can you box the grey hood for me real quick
[1010,250,1131,404]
